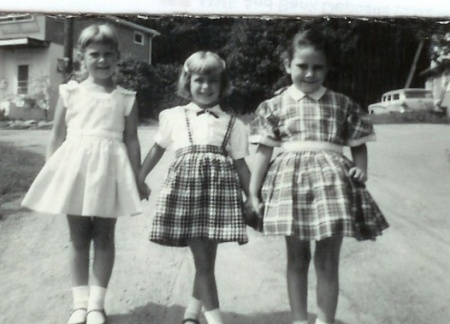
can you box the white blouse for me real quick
[154,102,249,160]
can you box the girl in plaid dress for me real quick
[137,51,251,324]
[247,29,388,324]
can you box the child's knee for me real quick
[288,254,311,273]
[92,229,115,249]
[314,255,339,275]
[70,232,91,250]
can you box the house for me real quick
[0,14,159,120]
[420,32,450,116]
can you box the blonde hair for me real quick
[74,24,120,81]
[177,51,230,100]
[77,24,120,54]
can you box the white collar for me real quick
[287,85,327,101]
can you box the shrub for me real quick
[116,59,188,119]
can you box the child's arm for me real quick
[233,158,251,197]
[137,143,166,199]
[247,144,274,215]
[46,97,67,161]
[123,101,141,182]
[349,144,368,183]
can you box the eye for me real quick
[313,65,325,72]
[297,64,308,70]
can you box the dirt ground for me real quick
[1,124,450,324]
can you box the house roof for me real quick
[104,16,160,37]
[0,37,49,48]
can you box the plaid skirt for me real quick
[261,150,389,241]
[149,145,248,247]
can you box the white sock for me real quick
[88,285,107,311]
[204,308,223,324]
[184,296,203,320]
[72,285,89,309]
[315,318,333,324]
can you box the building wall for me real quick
[0,15,46,40]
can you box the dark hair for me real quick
[177,51,231,100]
[286,29,331,64]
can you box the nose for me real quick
[305,68,314,78]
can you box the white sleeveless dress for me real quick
[22,81,142,218]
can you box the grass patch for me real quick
[0,142,44,204]
[370,111,449,124]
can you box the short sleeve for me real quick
[228,117,249,160]
[249,100,281,147]
[153,109,173,148]
[346,100,376,146]
[58,80,79,107]
[119,88,137,116]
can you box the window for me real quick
[17,65,29,94]
[134,31,144,45]
[393,94,400,100]
[0,14,33,24]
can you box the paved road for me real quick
[0,124,449,323]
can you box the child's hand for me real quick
[243,196,264,231]
[137,180,151,201]
[348,166,367,183]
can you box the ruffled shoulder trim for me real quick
[60,80,80,91]
[59,81,80,107]
[116,86,136,96]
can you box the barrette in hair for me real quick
[184,63,189,73]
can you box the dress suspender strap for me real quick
[184,107,235,152]
[184,108,194,145]
[221,116,235,151]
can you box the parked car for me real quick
[368,88,435,114]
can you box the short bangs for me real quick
[177,51,230,100]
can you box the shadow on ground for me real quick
[107,304,347,324]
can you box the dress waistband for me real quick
[67,129,122,140]
[282,141,343,154]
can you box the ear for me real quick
[283,58,291,74]
[76,51,84,62]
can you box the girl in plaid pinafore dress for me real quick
[138,51,251,324]
[247,30,388,324]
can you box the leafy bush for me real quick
[116,59,187,119]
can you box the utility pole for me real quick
[405,40,424,89]
[63,17,74,81]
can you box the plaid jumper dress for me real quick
[150,109,248,247]
[250,86,388,241]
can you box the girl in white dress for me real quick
[22,24,143,324]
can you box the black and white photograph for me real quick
[1,2,449,324]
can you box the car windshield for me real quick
[404,90,432,99]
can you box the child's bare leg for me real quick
[84,217,116,323]
[67,215,92,323]
[188,239,222,324]
[91,217,117,288]
[314,235,343,324]
[285,236,311,323]
[67,215,92,286]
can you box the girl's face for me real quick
[285,46,328,94]
[190,72,221,108]
[82,42,119,83]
